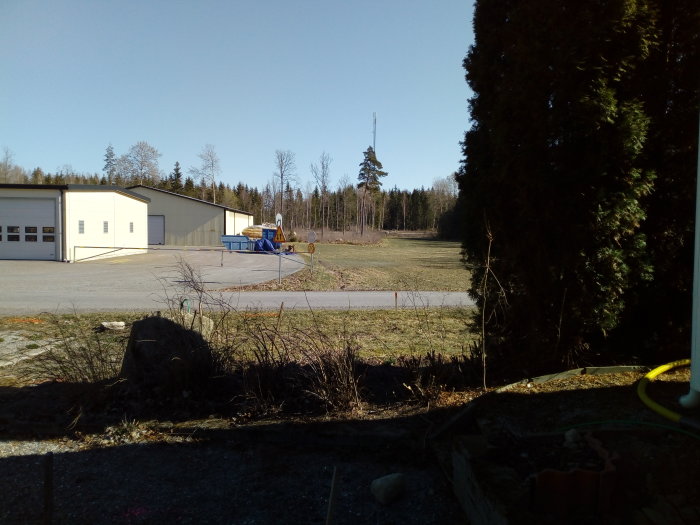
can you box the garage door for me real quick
[148,215,165,245]
[0,198,57,260]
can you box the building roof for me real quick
[0,184,150,203]
[127,185,253,215]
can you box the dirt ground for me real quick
[452,367,700,524]
[2,367,699,524]
[0,374,474,524]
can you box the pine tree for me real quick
[183,176,196,197]
[170,162,184,193]
[103,144,116,184]
[357,146,387,236]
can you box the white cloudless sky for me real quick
[1,0,474,192]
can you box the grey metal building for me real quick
[128,185,254,246]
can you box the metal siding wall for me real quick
[133,188,226,246]
[0,189,61,261]
[0,191,60,260]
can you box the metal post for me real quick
[680,112,700,408]
[278,252,282,284]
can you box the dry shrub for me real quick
[398,346,482,401]
[296,328,362,412]
[19,314,127,383]
[214,311,362,413]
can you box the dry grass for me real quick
[237,237,469,292]
[0,308,476,367]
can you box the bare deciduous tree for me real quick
[310,151,332,238]
[124,141,161,186]
[189,144,221,203]
[273,150,296,217]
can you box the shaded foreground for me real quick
[2,311,698,523]
[0,376,475,524]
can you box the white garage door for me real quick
[0,198,57,260]
[148,215,165,245]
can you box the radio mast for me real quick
[373,112,377,152]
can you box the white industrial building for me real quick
[128,185,255,246]
[0,184,149,262]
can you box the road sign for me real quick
[275,213,283,227]
[273,225,286,243]
[308,230,317,244]
[308,242,316,254]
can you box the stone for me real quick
[101,321,126,331]
[119,316,213,393]
[165,311,215,341]
[370,473,406,505]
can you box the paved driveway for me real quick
[0,249,474,314]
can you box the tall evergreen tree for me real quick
[103,144,116,184]
[460,0,658,368]
[357,146,387,236]
[615,0,700,356]
[183,176,196,197]
[170,162,184,193]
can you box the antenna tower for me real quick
[373,112,377,151]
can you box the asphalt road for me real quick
[0,249,473,315]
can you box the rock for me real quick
[165,311,215,341]
[370,473,406,505]
[100,321,126,331]
[119,316,213,393]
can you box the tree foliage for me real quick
[119,141,161,185]
[357,146,388,235]
[103,144,116,184]
[458,0,698,368]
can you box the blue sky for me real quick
[1,1,474,191]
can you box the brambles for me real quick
[18,314,128,384]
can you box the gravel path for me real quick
[0,421,464,525]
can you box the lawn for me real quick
[0,305,477,376]
[245,237,470,291]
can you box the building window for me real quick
[103,221,109,233]
[8,235,19,241]
[25,226,37,233]
[43,235,55,242]
[42,226,54,233]
[8,226,19,233]
[129,222,134,233]
[0,235,2,241]
[25,235,37,242]
[78,220,85,234]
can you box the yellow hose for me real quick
[637,359,691,423]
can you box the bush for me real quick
[20,314,127,383]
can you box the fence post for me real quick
[43,452,53,524]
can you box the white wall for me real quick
[225,210,254,235]
[64,191,147,261]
